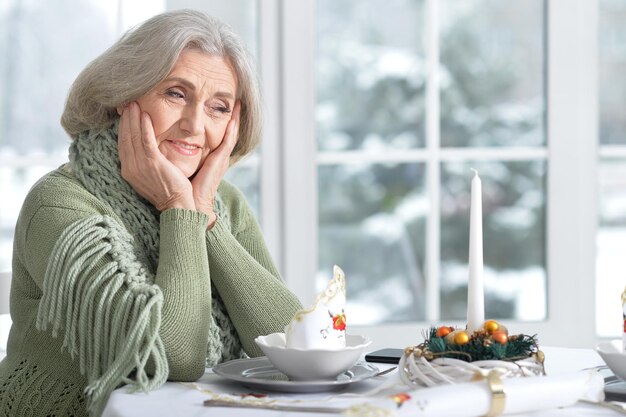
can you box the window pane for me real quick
[439,0,545,147]
[0,1,116,155]
[599,0,626,145]
[316,0,426,152]
[597,160,626,337]
[440,161,547,320]
[224,157,260,217]
[0,1,116,272]
[318,163,427,324]
[0,166,60,271]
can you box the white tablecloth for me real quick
[103,346,622,417]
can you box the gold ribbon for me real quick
[485,370,506,417]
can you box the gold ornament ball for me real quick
[454,331,470,345]
[492,331,508,345]
[484,320,499,334]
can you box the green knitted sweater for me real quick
[0,166,302,416]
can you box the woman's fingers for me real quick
[128,102,144,156]
[117,104,136,173]
[119,102,159,161]
[197,101,240,179]
[140,111,160,159]
[219,100,241,157]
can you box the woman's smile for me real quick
[164,139,204,156]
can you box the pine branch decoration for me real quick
[418,326,540,363]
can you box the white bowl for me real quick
[254,333,372,381]
[596,339,626,380]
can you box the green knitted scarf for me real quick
[36,122,243,417]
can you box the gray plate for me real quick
[213,357,379,393]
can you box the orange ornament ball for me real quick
[492,331,508,345]
[454,331,470,345]
[484,320,499,334]
[436,326,452,338]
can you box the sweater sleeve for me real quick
[205,188,303,357]
[26,205,211,375]
[155,209,211,380]
[21,190,211,414]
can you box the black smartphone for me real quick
[364,348,403,364]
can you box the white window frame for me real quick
[258,0,600,349]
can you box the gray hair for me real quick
[61,9,262,163]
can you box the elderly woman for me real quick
[0,9,302,417]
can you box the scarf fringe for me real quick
[36,215,168,417]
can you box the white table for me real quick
[103,347,622,417]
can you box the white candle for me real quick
[467,169,484,333]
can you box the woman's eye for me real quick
[165,89,184,99]
[211,103,231,114]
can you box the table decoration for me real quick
[284,264,347,349]
[399,321,545,388]
[400,170,545,388]
[252,265,372,381]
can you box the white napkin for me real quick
[285,265,346,349]
[375,370,603,416]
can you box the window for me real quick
[315,0,546,324]
[0,0,116,272]
[280,0,600,348]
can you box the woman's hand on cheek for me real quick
[191,101,241,227]
[117,102,196,212]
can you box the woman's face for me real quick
[135,49,238,178]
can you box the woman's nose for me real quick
[179,105,204,136]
